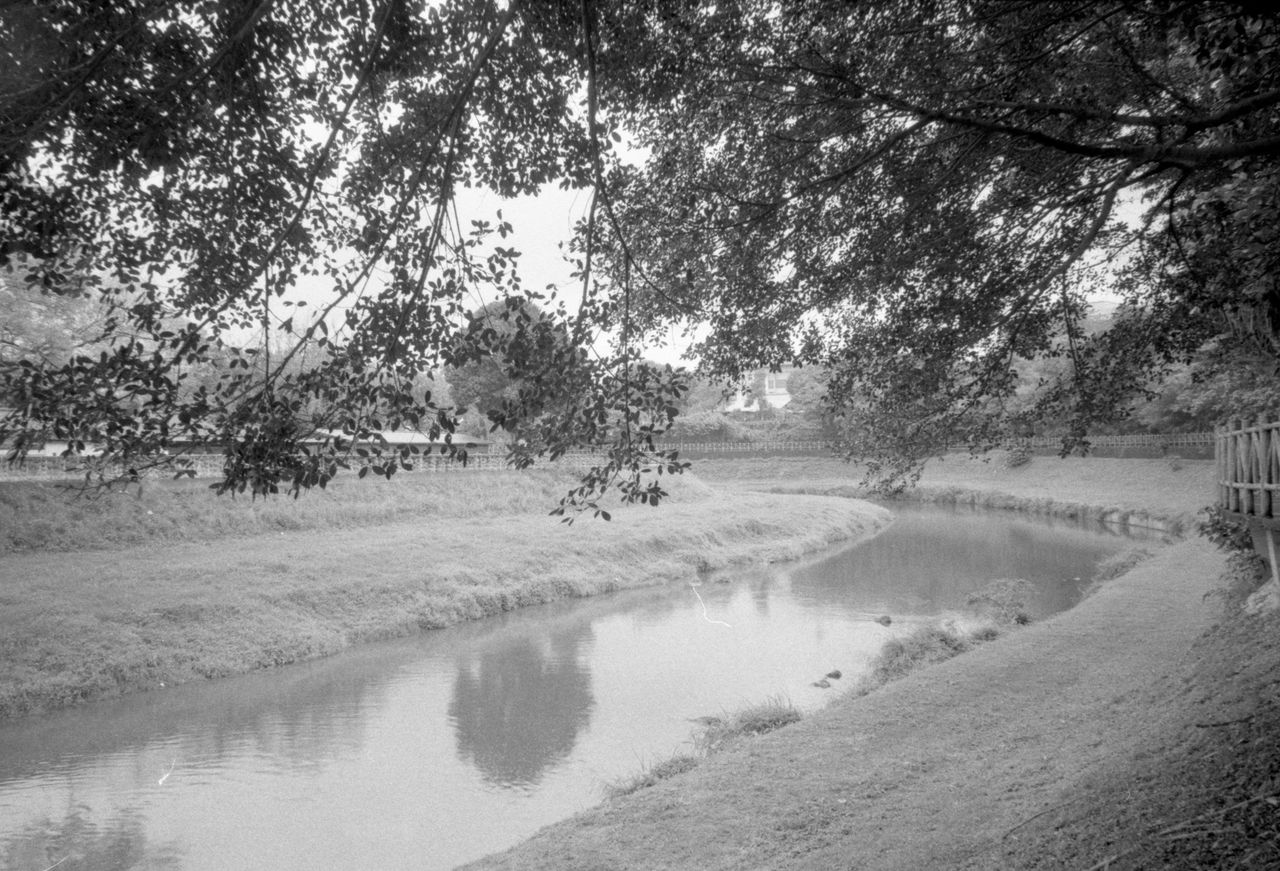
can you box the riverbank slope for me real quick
[0,471,889,719]
[469,455,1280,869]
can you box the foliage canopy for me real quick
[1,1,1276,500]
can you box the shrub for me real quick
[864,625,973,686]
[965,578,1037,624]
[665,411,754,442]
[1004,445,1033,468]
[1206,551,1271,612]
[1199,505,1255,553]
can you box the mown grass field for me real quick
[0,465,889,719]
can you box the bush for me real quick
[1004,445,1033,468]
[1199,505,1255,553]
[965,578,1037,624]
[665,411,754,442]
[864,625,973,686]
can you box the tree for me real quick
[445,298,557,436]
[0,0,688,513]
[783,367,835,429]
[0,273,105,366]
[1,1,1276,500]
[589,1,1280,482]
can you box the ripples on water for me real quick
[0,504,1155,870]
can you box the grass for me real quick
[0,468,889,718]
[853,625,986,694]
[605,754,703,798]
[0,469,719,553]
[691,452,1216,535]
[607,697,803,798]
[850,574,1047,697]
[1081,546,1156,597]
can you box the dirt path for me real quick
[466,538,1225,870]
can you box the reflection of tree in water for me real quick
[788,510,1121,615]
[449,627,594,787]
[1,804,182,871]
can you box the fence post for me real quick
[1271,421,1280,520]
[1258,415,1272,519]
[1216,425,1225,506]
[1227,420,1239,512]
[1233,417,1244,514]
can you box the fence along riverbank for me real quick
[1,431,1219,480]
[1217,417,1280,585]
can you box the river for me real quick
[0,503,1157,871]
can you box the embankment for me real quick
[0,471,889,719]
[694,453,1209,534]
[468,454,1280,870]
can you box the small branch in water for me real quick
[158,758,176,785]
[38,857,69,871]
[689,583,732,629]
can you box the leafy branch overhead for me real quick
[0,1,1276,499]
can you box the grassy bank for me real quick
[607,697,804,799]
[0,468,889,719]
[467,454,1280,871]
[693,452,1215,532]
[606,574,1041,802]
[0,468,600,553]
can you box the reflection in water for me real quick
[787,503,1148,619]
[2,805,182,871]
[0,504,1143,870]
[450,627,595,787]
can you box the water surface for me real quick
[0,504,1151,870]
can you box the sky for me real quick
[451,184,700,368]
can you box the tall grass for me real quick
[606,697,802,798]
[0,469,716,553]
[856,625,982,691]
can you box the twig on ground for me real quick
[1082,790,1280,870]
[1194,715,1255,728]
[1002,798,1080,840]
[1154,791,1279,837]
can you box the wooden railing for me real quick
[1217,418,1280,520]
[1010,431,1214,450]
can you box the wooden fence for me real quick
[1217,418,1280,588]
[656,439,832,456]
[1011,431,1214,450]
[2,431,1223,481]
[1217,418,1280,520]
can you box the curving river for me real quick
[0,503,1158,871]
